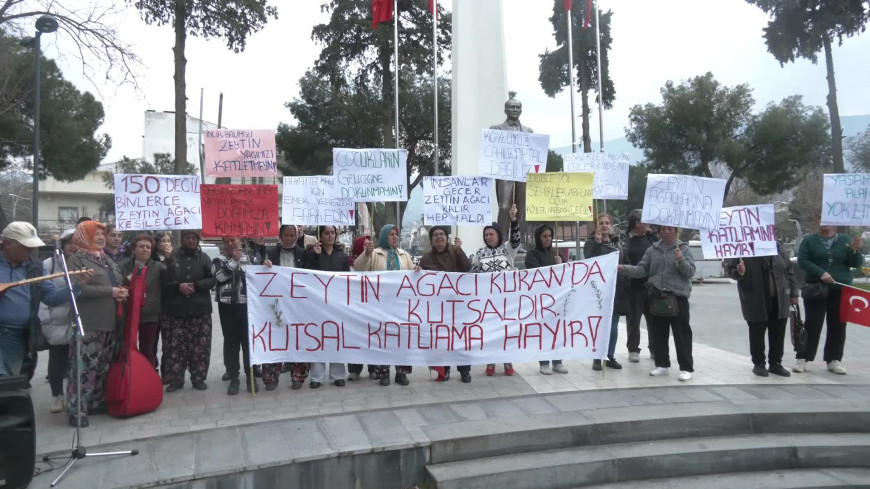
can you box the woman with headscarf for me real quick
[793,212,864,375]
[261,224,308,389]
[161,230,216,392]
[526,223,568,375]
[420,226,472,382]
[303,225,351,388]
[39,229,76,414]
[354,224,417,386]
[65,221,127,427]
[120,234,175,372]
[471,204,520,377]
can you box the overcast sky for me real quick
[38,0,870,165]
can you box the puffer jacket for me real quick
[622,240,696,298]
[38,256,72,345]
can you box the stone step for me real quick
[426,400,870,464]
[578,468,870,489]
[425,433,870,489]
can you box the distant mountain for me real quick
[551,137,645,164]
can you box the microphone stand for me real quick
[42,245,138,487]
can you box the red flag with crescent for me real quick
[840,285,870,327]
[583,0,592,30]
[563,0,572,12]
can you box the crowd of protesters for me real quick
[0,206,863,428]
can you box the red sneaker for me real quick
[429,366,446,381]
[504,363,515,376]
[485,364,496,376]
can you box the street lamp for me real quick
[19,14,58,233]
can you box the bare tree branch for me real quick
[0,0,142,91]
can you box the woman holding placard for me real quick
[303,225,350,388]
[420,226,472,382]
[354,224,417,386]
[584,214,629,372]
[618,225,696,381]
[726,244,798,377]
[471,204,520,377]
[793,213,864,375]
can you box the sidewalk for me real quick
[29,317,869,460]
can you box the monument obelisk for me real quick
[451,0,508,253]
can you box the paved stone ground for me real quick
[27,284,870,488]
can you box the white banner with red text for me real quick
[246,253,618,365]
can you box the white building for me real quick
[142,110,218,171]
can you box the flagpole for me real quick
[394,0,401,227]
[567,2,581,261]
[433,0,439,177]
[594,0,606,214]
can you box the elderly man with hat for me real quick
[0,222,76,377]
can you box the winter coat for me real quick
[213,249,265,305]
[163,246,216,317]
[120,257,174,324]
[38,256,72,345]
[419,246,472,273]
[525,225,558,270]
[798,233,864,286]
[266,244,306,269]
[622,240,696,298]
[354,247,415,271]
[726,243,798,322]
[67,252,124,333]
[623,231,657,290]
[585,237,630,316]
[304,243,351,272]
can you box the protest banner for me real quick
[478,129,550,182]
[700,204,777,259]
[332,148,408,202]
[821,173,870,226]
[563,152,630,200]
[246,253,618,365]
[423,176,493,225]
[113,174,201,231]
[526,172,594,221]
[641,174,726,231]
[203,129,277,178]
[282,176,355,226]
[200,185,278,237]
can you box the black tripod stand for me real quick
[42,246,137,486]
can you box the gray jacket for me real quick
[67,252,124,333]
[622,240,696,298]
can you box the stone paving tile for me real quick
[319,414,372,453]
[358,411,415,449]
[508,395,560,415]
[279,418,335,461]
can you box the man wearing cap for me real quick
[0,222,76,376]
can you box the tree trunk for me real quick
[173,1,188,175]
[823,34,844,174]
[724,171,737,203]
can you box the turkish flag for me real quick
[563,0,572,12]
[372,0,394,29]
[429,0,435,14]
[583,0,592,30]
[840,285,870,327]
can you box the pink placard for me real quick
[203,129,277,178]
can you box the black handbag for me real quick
[800,282,829,301]
[790,304,807,352]
[646,283,679,317]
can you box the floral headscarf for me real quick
[73,220,107,256]
[377,224,400,271]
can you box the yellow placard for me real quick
[526,172,594,221]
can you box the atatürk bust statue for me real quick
[490,97,532,241]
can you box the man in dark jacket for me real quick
[623,209,657,363]
[525,224,567,375]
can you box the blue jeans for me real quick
[608,315,621,358]
[0,326,27,376]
